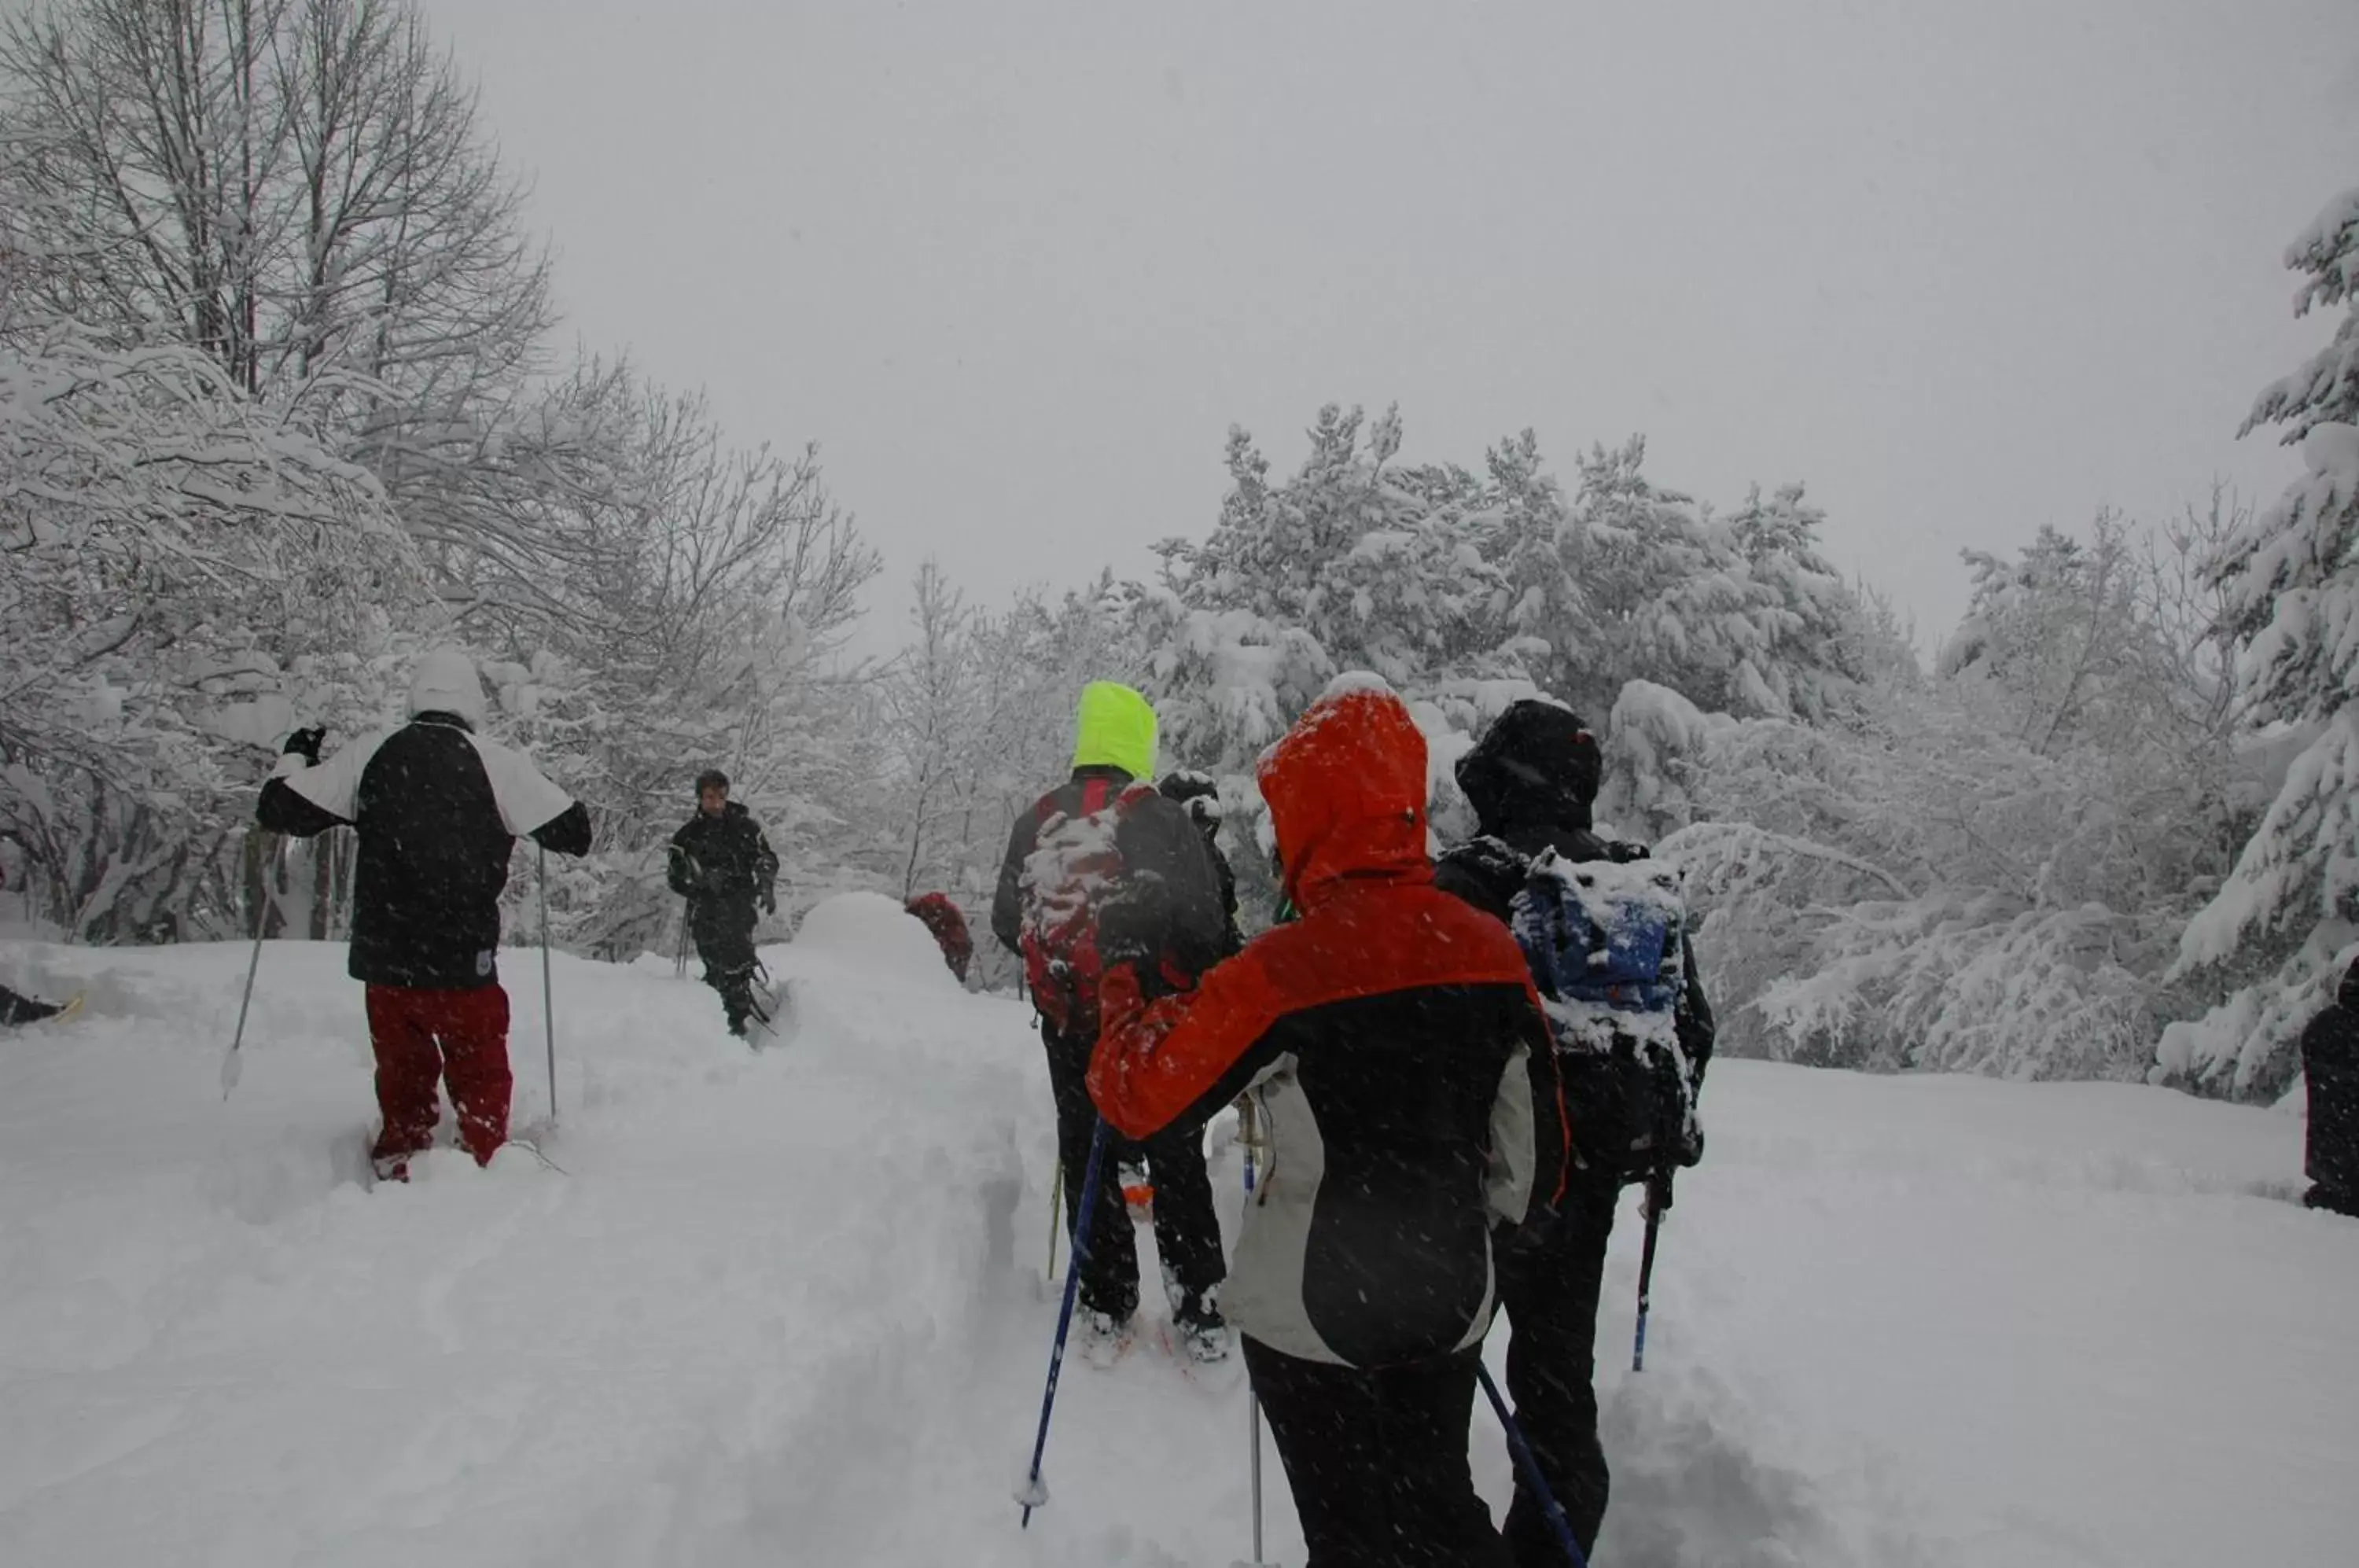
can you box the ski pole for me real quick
[1047,1161,1065,1285]
[539,843,558,1124]
[1017,1117,1112,1527]
[1242,1114,1272,1567]
[1475,1360,1590,1568]
[1634,1169,1669,1372]
[222,832,283,1099]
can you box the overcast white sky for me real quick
[421,0,2359,655]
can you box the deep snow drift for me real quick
[2,896,2354,1567]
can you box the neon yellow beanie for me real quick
[1071,682,1158,781]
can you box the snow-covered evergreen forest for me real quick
[6,0,2357,1102]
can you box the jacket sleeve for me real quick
[1489,999,1572,1225]
[666,826,698,899]
[531,801,594,857]
[472,735,588,854]
[1116,794,1227,977]
[753,826,781,893]
[1676,936,1716,1094]
[990,806,1040,952]
[1213,847,1242,955]
[1087,950,1293,1139]
[1500,1004,1576,1226]
[255,742,366,838]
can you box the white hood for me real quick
[407,645,489,730]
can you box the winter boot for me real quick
[1076,1308,1136,1368]
[1172,1312,1232,1366]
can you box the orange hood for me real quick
[1258,681,1431,911]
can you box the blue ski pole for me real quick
[1016,1117,1113,1526]
[1475,1359,1590,1568]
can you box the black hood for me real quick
[1455,698,1601,837]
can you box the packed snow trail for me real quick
[2,896,2355,1566]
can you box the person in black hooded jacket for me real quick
[668,769,780,1037]
[256,646,593,1179]
[2299,959,2359,1217]
[1434,697,1715,1566]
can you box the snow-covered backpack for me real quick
[1510,847,1698,1183]
[1019,779,1157,1034]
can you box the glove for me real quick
[760,886,776,916]
[283,726,326,764]
[1095,871,1173,967]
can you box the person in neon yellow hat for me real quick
[991,682,1234,1366]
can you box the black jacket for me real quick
[256,716,592,989]
[2301,963,2359,1198]
[668,803,778,933]
[988,767,1228,979]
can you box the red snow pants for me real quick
[365,983,513,1166]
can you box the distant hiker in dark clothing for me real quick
[991,681,1232,1364]
[0,984,72,1027]
[2300,959,2359,1217]
[1158,768,1243,956]
[904,892,973,982]
[668,770,779,1038]
[1435,696,1716,1566]
[1091,679,1570,1568]
[256,646,593,1180]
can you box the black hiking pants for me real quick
[1041,1018,1226,1323]
[1243,1336,1512,1568]
[690,899,760,1034]
[1496,1170,1621,1566]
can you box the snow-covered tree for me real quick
[2164,431,2359,1094]
[2243,186,2359,441]
[0,296,418,940]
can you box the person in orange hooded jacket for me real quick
[1088,676,1570,1568]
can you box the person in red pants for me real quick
[256,646,592,1180]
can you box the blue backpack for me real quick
[1508,845,1696,1184]
[1510,848,1687,1017]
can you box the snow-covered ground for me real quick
[2,897,2353,1567]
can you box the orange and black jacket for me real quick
[1088,685,1570,1369]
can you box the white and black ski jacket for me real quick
[256,716,592,990]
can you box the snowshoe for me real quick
[1076,1308,1136,1369]
[1155,1315,1245,1390]
[1172,1314,1233,1366]
[743,974,794,1047]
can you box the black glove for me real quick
[283,726,326,764]
[1606,839,1651,864]
[1095,871,1173,967]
